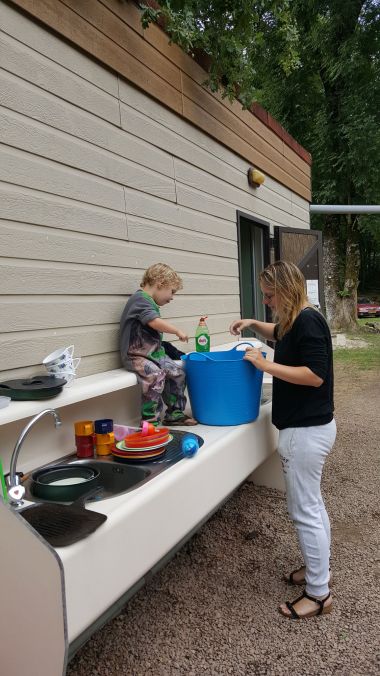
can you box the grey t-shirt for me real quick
[120,290,164,367]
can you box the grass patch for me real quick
[357,317,380,326]
[334,326,380,372]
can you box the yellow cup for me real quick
[74,420,94,436]
[95,432,115,444]
[96,443,113,456]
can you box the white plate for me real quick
[116,435,173,453]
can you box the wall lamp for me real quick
[247,167,265,188]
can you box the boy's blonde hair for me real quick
[259,261,312,338]
[141,263,183,290]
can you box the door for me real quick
[237,213,270,336]
[274,227,325,312]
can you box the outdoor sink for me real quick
[22,458,151,503]
[67,459,151,500]
[21,431,204,504]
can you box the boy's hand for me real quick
[176,330,189,342]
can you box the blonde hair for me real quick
[141,263,183,290]
[259,261,312,338]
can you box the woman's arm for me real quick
[230,318,276,341]
[244,348,323,387]
[148,317,188,341]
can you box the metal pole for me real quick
[310,205,380,214]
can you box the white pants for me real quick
[277,420,337,597]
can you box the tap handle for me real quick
[8,484,25,505]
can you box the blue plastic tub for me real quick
[181,343,265,426]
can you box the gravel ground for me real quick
[67,365,379,676]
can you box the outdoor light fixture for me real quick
[247,167,265,187]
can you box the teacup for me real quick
[47,357,80,373]
[43,345,74,367]
[48,370,76,386]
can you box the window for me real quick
[237,212,270,335]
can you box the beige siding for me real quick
[0,3,310,379]
[7,0,312,199]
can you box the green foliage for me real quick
[139,1,300,108]
[139,2,380,213]
[139,1,380,311]
[256,1,380,208]
[257,1,380,295]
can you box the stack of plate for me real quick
[0,375,67,400]
[113,435,173,462]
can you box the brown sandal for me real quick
[283,566,306,586]
[284,566,332,586]
[279,591,332,619]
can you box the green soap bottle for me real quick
[195,316,210,352]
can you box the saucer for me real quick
[116,435,173,453]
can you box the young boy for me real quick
[120,263,197,426]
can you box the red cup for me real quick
[75,434,94,458]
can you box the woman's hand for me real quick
[243,347,266,371]
[229,318,252,335]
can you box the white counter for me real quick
[58,403,276,642]
[1,343,278,672]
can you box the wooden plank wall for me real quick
[7,0,312,200]
[0,2,310,380]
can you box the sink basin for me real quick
[21,431,204,503]
[68,459,151,500]
[22,458,151,503]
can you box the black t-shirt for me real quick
[272,308,334,430]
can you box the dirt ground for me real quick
[67,365,380,676]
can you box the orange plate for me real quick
[112,448,165,460]
[124,434,170,448]
[125,428,169,443]
[114,445,165,455]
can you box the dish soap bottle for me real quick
[195,316,210,352]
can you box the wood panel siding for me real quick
[0,2,310,380]
[7,0,311,200]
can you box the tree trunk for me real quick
[323,218,360,331]
[323,220,341,328]
[340,218,360,330]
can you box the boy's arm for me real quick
[148,318,188,342]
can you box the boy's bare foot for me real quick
[163,414,198,426]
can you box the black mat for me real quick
[20,489,107,547]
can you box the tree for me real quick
[140,1,300,108]
[256,1,380,330]
[140,0,380,330]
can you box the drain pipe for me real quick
[310,205,380,214]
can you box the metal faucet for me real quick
[8,408,62,503]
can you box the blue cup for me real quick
[94,418,113,434]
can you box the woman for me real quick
[230,261,336,619]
